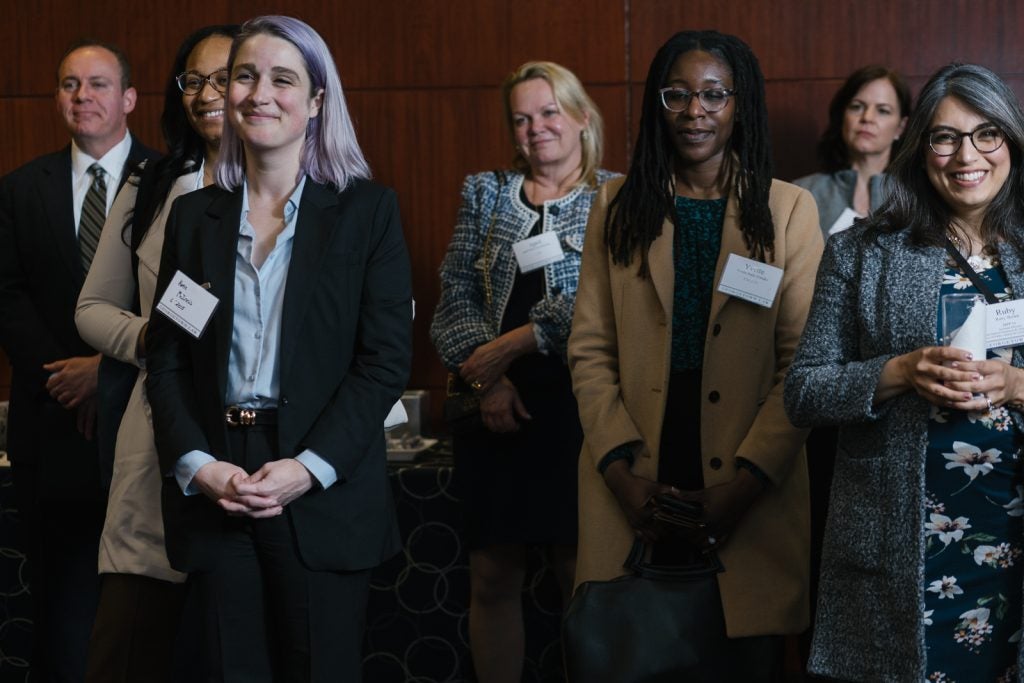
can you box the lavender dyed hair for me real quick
[215,15,370,190]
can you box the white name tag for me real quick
[511,231,564,273]
[716,254,783,308]
[155,270,219,339]
[986,299,1024,349]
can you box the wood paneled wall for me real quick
[3,1,1023,425]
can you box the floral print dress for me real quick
[925,256,1023,682]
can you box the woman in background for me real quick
[786,63,1024,681]
[569,30,821,678]
[795,65,911,239]
[430,61,614,682]
[75,24,238,682]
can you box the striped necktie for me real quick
[79,163,107,273]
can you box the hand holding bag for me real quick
[562,539,727,683]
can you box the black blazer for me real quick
[146,178,411,572]
[0,140,158,499]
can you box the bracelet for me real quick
[598,443,636,475]
[735,457,771,488]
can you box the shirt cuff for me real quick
[735,456,772,488]
[174,450,217,495]
[598,443,637,474]
[296,449,338,489]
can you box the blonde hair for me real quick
[501,61,604,188]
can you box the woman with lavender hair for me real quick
[145,16,412,681]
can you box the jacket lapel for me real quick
[39,148,80,282]
[648,216,674,318]
[199,190,243,404]
[280,181,338,382]
[708,192,745,324]
[886,234,946,349]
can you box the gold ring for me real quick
[471,380,483,391]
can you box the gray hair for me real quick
[872,63,1024,249]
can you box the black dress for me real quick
[452,194,581,550]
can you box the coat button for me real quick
[281,396,289,406]
[709,457,722,470]
[549,205,561,216]
[712,323,721,336]
[708,390,720,403]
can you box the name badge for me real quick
[716,254,783,308]
[155,270,219,339]
[986,299,1024,349]
[512,231,564,273]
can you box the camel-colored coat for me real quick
[568,176,822,637]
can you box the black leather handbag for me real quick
[442,372,482,434]
[562,539,726,683]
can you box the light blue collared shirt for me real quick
[175,176,338,494]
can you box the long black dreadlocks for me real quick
[604,30,775,276]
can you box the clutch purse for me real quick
[562,539,725,682]
[442,372,482,433]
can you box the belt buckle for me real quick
[225,406,257,427]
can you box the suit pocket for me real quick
[821,451,887,573]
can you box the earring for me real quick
[581,130,590,141]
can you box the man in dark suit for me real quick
[0,40,158,682]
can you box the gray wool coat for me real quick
[784,225,1024,682]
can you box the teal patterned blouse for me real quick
[672,195,727,371]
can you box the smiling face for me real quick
[925,95,1012,228]
[182,34,233,156]
[509,77,587,175]
[841,77,907,163]
[227,33,322,159]
[55,45,136,157]
[661,50,736,177]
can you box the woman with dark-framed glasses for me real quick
[568,30,821,678]
[75,24,239,681]
[786,63,1024,681]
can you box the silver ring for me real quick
[986,396,994,412]
[707,536,717,546]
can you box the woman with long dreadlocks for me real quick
[568,30,822,677]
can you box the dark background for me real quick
[2,0,1023,425]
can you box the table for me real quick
[367,448,565,682]
[0,443,566,683]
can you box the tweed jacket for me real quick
[431,169,617,366]
[784,226,1024,681]
[570,176,822,637]
[793,169,890,242]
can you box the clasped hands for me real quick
[602,459,763,552]
[459,334,532,433]
[891,346,1024,412]
[192,459,314,518]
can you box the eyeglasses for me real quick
[658,87,735,113]
[175,69,229,95]
[927,125,1006,156]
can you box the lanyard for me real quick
[943,236,999,305]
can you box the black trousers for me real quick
[11,460,104,683]
[191,425,371,683]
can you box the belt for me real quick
[224,406,278,427]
